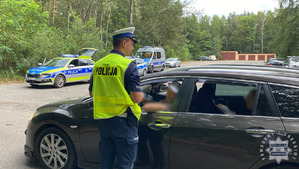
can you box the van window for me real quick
[157,52,162,59]
[136,52,152,59]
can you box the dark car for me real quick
[198,56,213,61]
[265,58,285,66]
[25,65,299,169]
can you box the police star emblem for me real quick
[260,133,298,164]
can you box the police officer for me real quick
[89,27,143,169]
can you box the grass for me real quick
[0,69,25,84]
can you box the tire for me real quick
[54,75,65,88]
[150,66,154,73]
[178,64,181,67]
[36,127,77,169]
[161,65,165,71]
[143,69,147,76]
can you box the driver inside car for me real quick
[216,89,257,115]
[142,81,181,112]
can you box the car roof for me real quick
[141,64,299,86]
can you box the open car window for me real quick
[189,80,263,116]
[141,80,183,112]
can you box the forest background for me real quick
[0,0,298,79]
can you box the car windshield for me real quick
[136,52,153,59]
[167,58,176,61]
[44,59,70,67]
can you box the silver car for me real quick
[166,58,181,67]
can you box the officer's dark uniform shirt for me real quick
[89,50,142,94]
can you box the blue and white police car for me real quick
[25,48,98,88]
[126,57,148,76]
[135,46,166,73]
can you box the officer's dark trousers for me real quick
[98,116,139,169]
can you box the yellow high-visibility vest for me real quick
[92,53,141,120]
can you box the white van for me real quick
[135,46,166,73]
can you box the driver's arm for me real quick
[143,102,168,112]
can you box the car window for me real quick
[44,59,70,67]
[69,59,79,66]
[215,83,256,96]
[141,80,182,112]
[80,59,90,66]
[157,52,162,59]
[189,80,258,116]
[88,60,94,65]
[270,85,299,117]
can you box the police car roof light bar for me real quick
[61,54,79,58]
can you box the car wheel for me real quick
[178,64,181,67]
[54,75,65,88]
[150,66,154,73]
[161,65,165,71]
[143,69,147,76]
[36,127,77,169]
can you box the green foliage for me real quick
[0,0,298,80]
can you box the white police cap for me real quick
[112,27,137,43]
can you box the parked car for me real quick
[166,58,181,67]
[25,48,98,88]
[25,65,299,169]
[265,58,286,66]
[285,56,299,68]
[135,46,166,73]
[126,57,148,76]
[198,56,213,61]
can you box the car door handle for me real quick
[245,129,276,135]
[148,123,171,129]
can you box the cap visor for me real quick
[131,37,138,43]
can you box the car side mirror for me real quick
[38,63,43,66]
[159,84,168,92]
[68,64,75,68]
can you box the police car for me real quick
[126,57,148,76]
[25,48,98,88]
[135,46,166,73]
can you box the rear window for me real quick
[215,84,256,96]
[270,85,299,117]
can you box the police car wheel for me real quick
[36,127,77,169]
[54,75,65,88]
[150,66,154,73]
[161,65,165,71]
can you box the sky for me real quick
[190,0,279,16]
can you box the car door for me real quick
[77,100,100,165]
[136,59,143,75]
[78,59,93,80]
[65,59,80,82]
[170,78,286,169]
[135,77,186,169]
[266,84,299,166]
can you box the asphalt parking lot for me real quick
[0,60,264,169]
